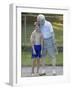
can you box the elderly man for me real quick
[37,14,58,75]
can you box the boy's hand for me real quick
[32,46,36,54]
[33,49,36,54]
[41,50,42,55]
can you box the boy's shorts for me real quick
[32,45,41,59]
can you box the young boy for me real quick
[30,22,43,76]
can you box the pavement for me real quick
[21,66,63,77]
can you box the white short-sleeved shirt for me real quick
[40,20,54,39]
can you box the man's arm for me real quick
[50,23,58,54]
[49,22,56,43]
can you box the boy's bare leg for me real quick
[32,59,36,74]
[37,59,40,73]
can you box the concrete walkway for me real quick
[21,66,63,77]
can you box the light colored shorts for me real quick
[42,37,57,58]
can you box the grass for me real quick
[21,51,63,66]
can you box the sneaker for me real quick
[39,70,46,76]
[32,73,35,76]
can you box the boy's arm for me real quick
[30,32,36,54]
[40,34,44,54]
[41,34,43,46]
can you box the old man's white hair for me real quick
[37,14,45,25]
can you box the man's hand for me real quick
[56,50,58,55]
[55,46,58,55]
